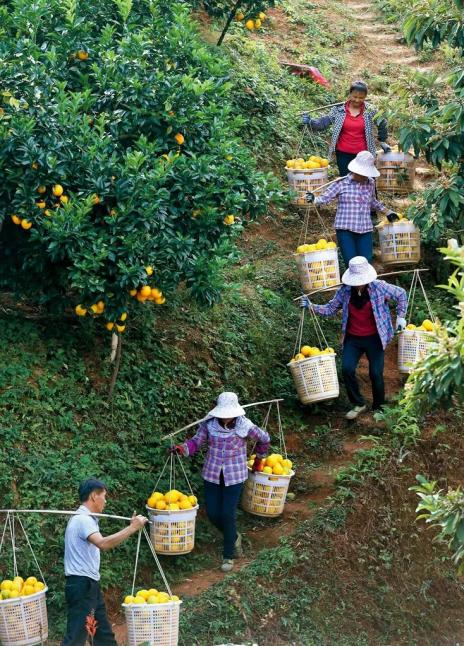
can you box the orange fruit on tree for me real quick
[75,304,87,316]
[119,312,127,322]
[116,324,125,333]
[106,322,114,331]
[140,285,152,297]
[60,195,69,204]
[245,19,254,29]
[145,266,153,276]
[52,184,64,197]
[254,18,262,28]
[36,201,46,209]
[21,219,32,230]
[129,289,137,297]
[174,133,185,145]
[11,215,21,225]
[76,50,89,60]
[37,185,46,194]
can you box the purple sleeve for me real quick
[311,288,345,317]
[371,185,388,212]
[184,423,208,457]
[383,282,408,317]
[307,110,336,131]
[315,179,342,205]
[248,425,271,456]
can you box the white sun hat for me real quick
[347,150,380,178]
[207,392,245,419]
[342,256,378,286]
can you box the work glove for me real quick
[169,444,185,455]
[380,142,391,153]
[305,192,315,204]
[302,112,311,125]
[300,295,311,309]
[387,211,399,223]
[396,317,407,332]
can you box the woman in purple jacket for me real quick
[173,392,270,573]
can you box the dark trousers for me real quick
[335,150,357,177]
[342,333,385,410]
[61,576,117,646]
[204,473,243,559]
[336,229,373,267]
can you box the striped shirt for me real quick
[311,281,408,349]
[64,505,100,581]
[184,417,270,486]
[315,174,388,234]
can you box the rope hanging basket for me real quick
[122,528,181,646]
[295,205,340,293]
[398,270,438,374]
[124,600,182,646]
[286,125,330,207]
[0,514,48,646]
[378,219,421,267]
[0,589,48,646]
[146,506,198,555]
[146,453,198,555]
[376,151,415,195]
[287,308,339,405]
[241,402,295,518]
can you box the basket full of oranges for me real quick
[242,454,294,517]
[0,576,48,646]
[146,490,198,555]
[286,155,329,206]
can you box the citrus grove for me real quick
[0,0,285,329]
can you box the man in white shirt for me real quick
[61,478,147,645]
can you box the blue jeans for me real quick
[336,229,373,267]
[342,334,385,409]
[204,473,243,559]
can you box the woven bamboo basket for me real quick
[242,469,294,517]
[123,600,182,646]
[398,329,436,374]
[295,247,340,292]
[0,588,48,646]
[287,167,328,207]
[147,506,198,555]
[376,152,415,195]
[288,353,339,404]
[378,221,421,267]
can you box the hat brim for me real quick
[347,160,380,178]
[342,265,377,286]
[207,405,246,419]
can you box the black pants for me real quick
[342,334,385,410]
[335,150,357,177]
[61,576,117,646]
[203,472,243,559]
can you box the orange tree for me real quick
[0,0,285,327]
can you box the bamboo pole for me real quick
[292,268,430,300]
[311,176,346,193]
[160,398,285,441]
[0,509,153,524]
[299,102,344,115]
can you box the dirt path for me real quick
[111,3,431,643]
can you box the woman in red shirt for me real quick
[303,80,391,176]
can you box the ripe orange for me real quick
[60,195,69,204]
[21,219,32,230]
[52,184,63,197]
[77,50,89,60]
[140,285,152,297]
[106,322,114,331]
[37,185,46,194]
[75,305,87,316]
[116,324,125,333]
[11,215,21,225]
[174,133,185,145]
[245,19,254,29]
[136,293,146,303]
[119,312,127,322]
[236,11,244,20]
[145,266,153,276]
[36,201,46,209]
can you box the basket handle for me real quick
[406,269,436,324]
[294,306,329,355]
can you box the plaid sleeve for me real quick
[371,184,387,212]
[184,423,208,457]
[380,281,408,317]
[315,179,342,205]
[311,288,345,316]
[248,425,271,456]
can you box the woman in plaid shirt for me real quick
[301,257,407,420]
[306,150,398,267]
[173,392,270,573]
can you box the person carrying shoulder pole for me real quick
[171,392,270,573]
[61,478,148,646]
[306,150,399,267]
[301,257,408,420]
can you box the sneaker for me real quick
[345,405,367,420]
[234,533,243,558]
[221,559,234,573]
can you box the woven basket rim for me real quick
[287,352,336,367]
[400,329,435,336]
[0,586,48,607]
[122,600,182,608]
[246,468,295,480]
[286,166,330,174]
[146,504,199,515]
